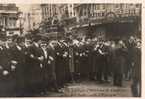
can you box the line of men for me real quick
[0,35,141,97]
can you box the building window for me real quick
[13,22,16,27]
[70,12,72,16]
[74,12,75,16]
[125,4,128,9]
[98,13,101,17]
[133,9,135,15]
[93,4,95,11]
[102,5,105,9]
[136,4,140,8]
[83,9,86,16]
[96,13,98,17]
[0,20,2,26]
[96,5,100,10]
[102,12,105,16]
[115,4,119,8]
[120,4,123,9]
[130,4,133,6]
[94,5,96,10]
[45,8,46,15]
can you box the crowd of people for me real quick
[0,35,141,97]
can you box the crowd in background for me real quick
[0,35,141,97]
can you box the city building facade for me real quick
[29,5,42,30]
[41,4,59,21]
[0,4,20,36]
[72,4,141,39]
[22,4,141,39]
[17,4,42,33]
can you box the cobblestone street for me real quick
[40,80,132,97]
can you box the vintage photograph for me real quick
[0,3,141,97]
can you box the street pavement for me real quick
[38,80,133,97]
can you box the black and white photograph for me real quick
[0,3,142,97]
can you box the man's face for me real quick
[129,36,135,43]
[40,42,47,48]
[137,42,141,48]
[119,40,123,45]
[25,39,31,46]
[38,40,42,45]
[7,38,12,45]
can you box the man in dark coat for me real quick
[96,42,106,82]
[39,40,48,92]
[0,38,16,96]
[131,41,141,97]
[25,38,44,94]
[92,42,99,81]
[55,41,66,88]
[68,39,75,82]
[73,43,81,82]
[23,38,32,96]
[125,36,136,80]
[45,41,59,92]
[112,40,126,87]
[10,37,26,96]
[101,41,110,82]
[60,41,69,85]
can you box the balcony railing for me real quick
[0,5,18,11]
[68,14,140,30]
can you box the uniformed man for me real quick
[125,36,136,80]
[68,38,75,83]
[10,36,26,96]
[112,39,127,86]
[23,38,33,96]
[60,40,69,86]
[25,37,44,95]
[85,39,93,80]
[131,40,141,97]
[101,41,110,82]
[0,37,16,96]
[46,40,59,92]
[95,42,105,83]
[73,40,81,82]
[39,39,49,92]
[55,40,66,88]
[89,41,97,80]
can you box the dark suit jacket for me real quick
[132,47,141,81]
[112,47,126,74]
[25,43,44,84]
[9,44,26,90]
[45,45,56,81]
